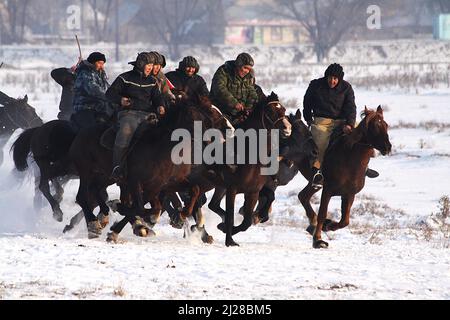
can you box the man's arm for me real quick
[303,82,314,124]
[105,76,125,106]
[211,68,239,114]
[343,85,357,127]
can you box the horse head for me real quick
[286,109,318,163]
[258,91,292,138]
[1,94,43,129]
[360,106,392,156]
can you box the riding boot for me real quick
[366,168,379,178]
[110,146,127,182]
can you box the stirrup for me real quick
[311,171,324,189]
[366,168,379,178]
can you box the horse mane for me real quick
[340,108,377,149]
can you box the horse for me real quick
[298,106,392,248]
[206,109,318,225]
[69,94,233,239]
[11,118,81,221]
[1,92,43,165]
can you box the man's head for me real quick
[131,52,156,77]
[148,52,164,76]
[324,63,344,89]
[235,52,254,78]
[179,56,200,77]
[87,52,106,71]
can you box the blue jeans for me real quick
[114,110,150,149]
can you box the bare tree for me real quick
[273,0,370,62]
[87,0,114,42]
[138,0,219,59]
[0,0,31,44]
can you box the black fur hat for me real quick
[87,52,106,64]
[179,56,200,73]
[235,52,254,68]
[129,52,156,71]
[324,63,344,80]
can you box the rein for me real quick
[261,101,286,130]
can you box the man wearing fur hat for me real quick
[210,52,258,125]
[71,52,111,130]
[106,52,165,182]
[303,63,378,189]
[166,56,209,98]
[148,51,176,105]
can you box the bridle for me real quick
[261,100,287,130]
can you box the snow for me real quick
[1,44,450,299]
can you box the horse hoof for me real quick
[217,223,226,233]
[226,239,239,247]
[306,225,316,236]
[313,239,329,249]
[98,212,110,229]
[62,225,72,234]
[106,232,119,243]
[252,215,260,225]
[203,235,214,244]
[87,221,102,239]
[53,209,63,222]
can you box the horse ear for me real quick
[364,106,369,115]
[377,105,383,115]
[295,109,302,119]
[24,94,28,103]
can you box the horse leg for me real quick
[220,188,238,247]
[107,216,130,243]
[191,198,214,244]
[62,210,84,233]
[76,176,101,239]
[324,194,355,232]
[31,162,45,210]
[180,185,201,219]
[299,183,322,235]
[255,186,275,224]
[208,187,227,222]
[94,186,110,229]
[232,192,259,235]
[38,171,64,222]
[313,189,332,249]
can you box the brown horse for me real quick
[298,106,392,248]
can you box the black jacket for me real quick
[303,77,356,126]
[106,68,165,113]
[165,69,209,98]
[51,68,75,117]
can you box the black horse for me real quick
[207,109,317,225]
[1,92,43,165]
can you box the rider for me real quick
[149,51,176,105]
[210,52,259,126]
[166,56,209,98]
[51,62,78,121]
[71,52,112,130]
[106,52,166,182]
[303,63,379,189]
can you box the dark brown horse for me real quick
[298,106,392,248]
[69,94,233,239]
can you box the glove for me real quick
[146,113,158,125]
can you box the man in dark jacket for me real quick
[51,65,76,121]
[166,56,209,98]
[303,63,378,189]
[209,52,259,125]
[71,52,111,130]
[106,52,165,182]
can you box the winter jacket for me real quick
[166,69,209,98]
[72,61,110,115]
[106,67,165,114]
[303,77,356,126]
[51,68,75,119]
[209,60,258,117]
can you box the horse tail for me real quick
[11,127,38,171]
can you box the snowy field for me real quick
[1,45,450,299]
